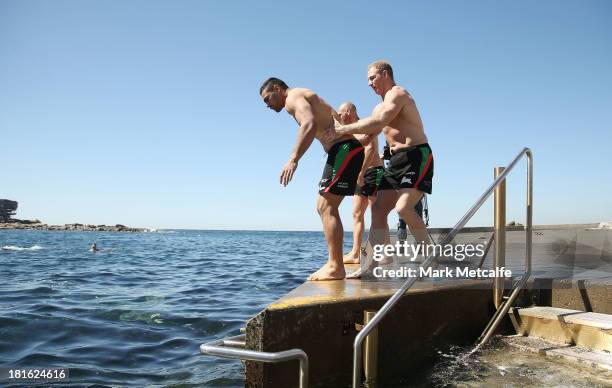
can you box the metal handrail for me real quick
[352,147,533,388]
[201,334,309,388]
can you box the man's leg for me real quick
[396,188,430,245]
[398,199,423,242]
[346,190,396,279]
[371,189,397,240]
[309,192,346,281]
[343,194,369,264]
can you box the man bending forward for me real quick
[260,78,365,280]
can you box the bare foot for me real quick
[376,256,394,265]
[307,263,345,281]
[346,256,392,279]
[346,267,363,279]
[343,251,360,264]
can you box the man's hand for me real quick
[332,110,342,124]
[357,174,365,188]
[280,159,298,187]
[390,143,406,154]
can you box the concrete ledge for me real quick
[565,312,612,329]
[510,306,612,352]
[245,275,493,387]
[516,306,612,330]
[518,306,586,320]
[242,274,612,387]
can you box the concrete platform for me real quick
[245,274,495,387]
[241,224,612,387]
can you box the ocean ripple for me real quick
[2,244,44,251]
[0,229,332,386]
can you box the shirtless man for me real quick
[260,78,365,280]
[337,102,385,265]
[327,61,434,277]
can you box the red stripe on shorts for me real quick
[413,153,433,189]
[324,146,364,193]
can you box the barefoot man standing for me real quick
[337,102,385,265]
[260,78,365,280]
[327,61,434,278]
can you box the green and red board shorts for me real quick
[378,143,434,194]
[356,166,386,197]
[319,139,365,196]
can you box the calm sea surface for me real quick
[0,229,334,387]
[3,229,610,387]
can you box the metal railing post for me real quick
[494,167,506,308]
[201,335,309,388]
[526,150,533,278]
[363,310,379,386]
[477,149,533,345]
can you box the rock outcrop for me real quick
[0,199,151,232]
[0,199,18,223]
[0,220,151,232]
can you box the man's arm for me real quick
[357,138,376,185]
[336,90,404,136]
[280,96,318,186]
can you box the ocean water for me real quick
[3,229,610,387]
[0,229,332,387]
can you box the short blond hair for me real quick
[368,60,394,80]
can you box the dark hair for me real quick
[259,77,289,94]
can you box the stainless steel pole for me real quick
[494,167,506,309]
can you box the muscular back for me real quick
[376,86,428,150]
[286,88,355,152]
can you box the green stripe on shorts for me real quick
[332,143,350,178]
[375,167,385,186]
[418,147,430,177]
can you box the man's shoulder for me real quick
[384,86,414,107]
[387,85,410,98]
[287,88,321,111]
[287,87,315,100]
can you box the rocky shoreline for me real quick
[0,219,154,232]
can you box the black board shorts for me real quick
[319,139,365,196]
[379,143,434,194]
[355,166,385,197]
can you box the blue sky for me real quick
[1,0,611,230]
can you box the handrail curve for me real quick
[352,148,533,387]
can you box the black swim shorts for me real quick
[319,139,365,196]
[355,166,385,197]
[379,143,434,194]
